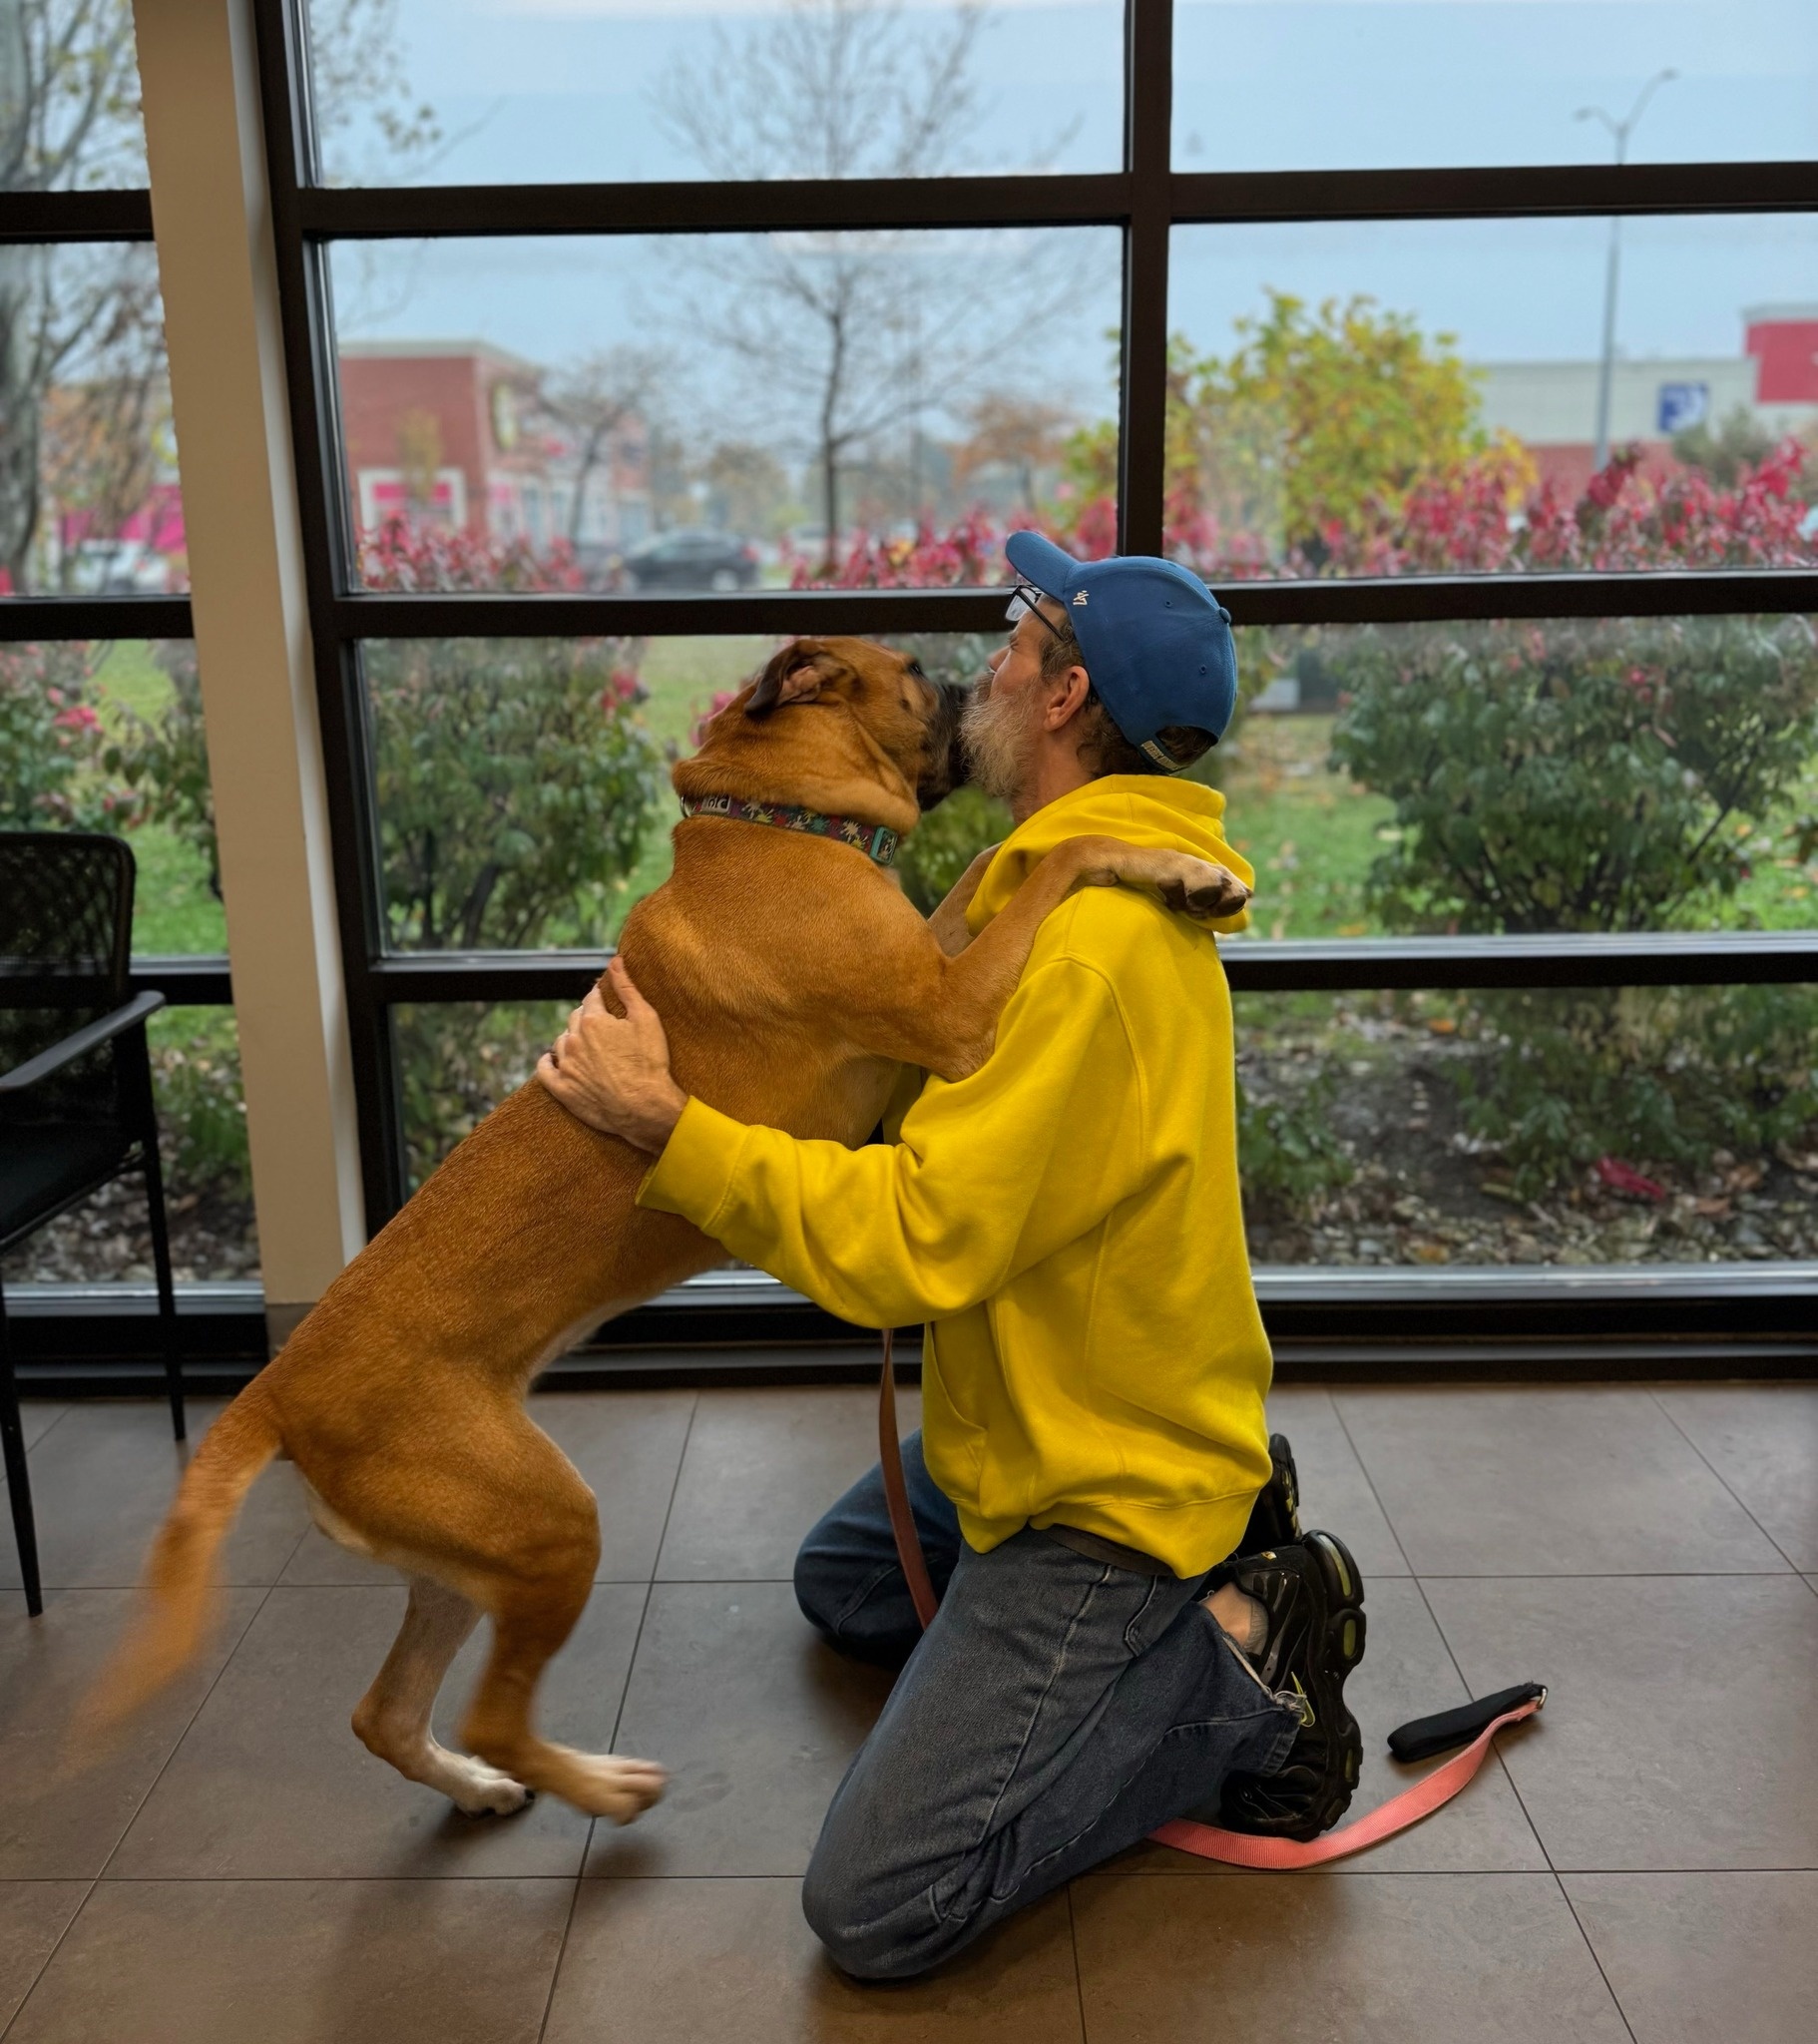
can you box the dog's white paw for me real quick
[446,1760,536,1817]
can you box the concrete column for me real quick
[132,0,366,1344]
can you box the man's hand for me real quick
[538,956,688,1154]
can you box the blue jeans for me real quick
[793,1430,1301,1980]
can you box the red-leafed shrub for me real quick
[0,640,150,831]
[140,521,665,952]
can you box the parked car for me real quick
[619,529,758,592]
[63,540,175,595]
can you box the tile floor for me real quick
[0,1376,1812,2042]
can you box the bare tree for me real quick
[652,0,1094,566]
[0,0,143,588]
[539,345,663,548]
[0,0,435,591]
[953,391,1077,511]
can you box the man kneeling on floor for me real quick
[539,532,1368,1980]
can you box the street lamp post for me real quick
[1577,69,1677,473]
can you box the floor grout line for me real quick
[609,1390,697,1761]
[1326,1397,1557,1873]
[20,1404,72,1460]
[93,1579,281,1884]
[23,1864,1808,1884]
[1388,1569,1802,1580]
[1361,1422,1645,2044]
[1066,1882,1091,2044]
[1071,1864,1818,1881]
[582,1388,702,1905]
[534,1874,585,2044]
[1386,1565,1640,2042]
[14,1566,1814,1593]
[1553,1874,1642,2044]
[1320,1390,1416,1576]
[0,1878,96,2044]
[1645,1389,1806,1573]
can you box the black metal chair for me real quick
[0,831,186,1616]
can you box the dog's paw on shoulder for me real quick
[1160,861,1249,922]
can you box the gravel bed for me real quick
[1241,1006,1817,1267]
[7,1005,1812,1284]
[3,1172,260,1285]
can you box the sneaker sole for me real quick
[1221,1528,1367,1842]
[1294,1528,1367,1834]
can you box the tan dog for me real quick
[84,638,1248,1823]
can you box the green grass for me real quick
[1204,714,1396,939]
[1207,709,1818,941]
[91,639,176,724]
[86,642,227,955]
[76,638,1818,959]
[601,638,781,936]
[1726,747,1818,930]
[126,823,227,953]
[637,636,776,749]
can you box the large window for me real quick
[1170,0,1818,173]
[255,0,1814,1327]
[301,0,1129,188]
[0,9,255,1289]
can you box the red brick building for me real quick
[336,339,651,564]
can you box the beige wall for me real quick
[133,0,366,1345]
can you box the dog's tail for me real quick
[75,1381,284,1744]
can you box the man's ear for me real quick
[746,646,824,718]
[1045,661,1094,731]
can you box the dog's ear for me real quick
[746,645,824,719]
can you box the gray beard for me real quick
[960,681,1043,804]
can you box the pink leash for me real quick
[878,1329,1545,1868]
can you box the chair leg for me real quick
[0,1287,44,1617]
[131,1029,186,1442]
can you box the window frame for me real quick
[0,172,239,1287]
[5,0,1814,1349]
[249,0,1818,1270]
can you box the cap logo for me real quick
[1072,589,1089,607]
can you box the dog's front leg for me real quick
[923,843,1000,957]
[853,835,1247,1081]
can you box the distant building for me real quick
[36,376,186,592]
[1477,305,1818,497]
[336,340,652,568]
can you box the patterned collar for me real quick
[679,792,900,868]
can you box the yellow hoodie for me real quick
[638,773,1274,1577]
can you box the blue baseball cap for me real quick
[1003,531,1239,768]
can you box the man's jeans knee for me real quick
[799,1852,920,1982]
[792,1430,961,1669]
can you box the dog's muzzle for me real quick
[917,681,971,810]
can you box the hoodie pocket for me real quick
[919,1348,987,1499]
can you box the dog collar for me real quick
[679,792,900,868]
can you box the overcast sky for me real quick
[318,1,1817,421]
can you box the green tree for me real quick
[1671,404,1779,487]
[1167,290,1519,567]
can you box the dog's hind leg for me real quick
[457,1494,666,1824]
[352,1575,533,1816]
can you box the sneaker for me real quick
[1236,1432,1301,1555]
[1219,1529,1367,1841]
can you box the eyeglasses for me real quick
[1005,585,1068,645]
